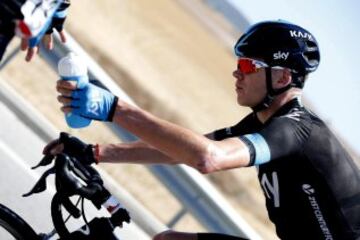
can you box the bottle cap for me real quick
[58,52,87,77]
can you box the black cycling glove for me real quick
[59,132,97,165]
[45,1,71,34]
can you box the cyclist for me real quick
[46,20,360,239]
[0,0,70,62]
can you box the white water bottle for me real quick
[58,52,91,128]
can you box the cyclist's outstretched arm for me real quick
[110,101,250,173]
[56,81,251,173]
[98,133,215,165]
[99,140,180,165]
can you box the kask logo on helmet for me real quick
[289,30,313,40]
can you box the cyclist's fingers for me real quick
[43,139,61,155]
[61,106,72,114]
[57,88,74,98]
[57,95,72,105]
[59,30,67,43]
[58,89,73,98]
[50,143,64,155]
[25,46,38,62]
[20,38,28,51]
[43,34,53,50]
[56,81,76,97]
[44,143,64,155]
[56,79,77,90]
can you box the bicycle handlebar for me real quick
[54,153,103,200]
[23,133,131,239]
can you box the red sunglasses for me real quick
[237,58,268,74]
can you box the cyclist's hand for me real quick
[20,31,67,62]
[43,138,64,155]
[43,6,68,50]
[20,30,67,62]
[20,1,68,62]
[43,132,97,165]
[20,38,39,62]
[57,81,118,122]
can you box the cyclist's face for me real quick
[232,63,267,107]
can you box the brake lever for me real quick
[23,167,55,197]
[31,154,55,169]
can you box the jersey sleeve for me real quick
[213,113,259,140]
[241,116,311,166]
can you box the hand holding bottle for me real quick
[58,52,92,128]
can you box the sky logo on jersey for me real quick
[302,184,334,240]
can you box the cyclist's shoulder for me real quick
[265,99,318,133]
[211,112,259,140]
[234,112,261,130]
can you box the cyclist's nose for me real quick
[233,69,244,81]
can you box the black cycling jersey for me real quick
[213,98,360,240]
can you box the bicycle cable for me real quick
[81,197,90,228]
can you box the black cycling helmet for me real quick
[235,20,320,77]
[234,20,320,111]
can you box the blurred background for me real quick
[0,0,358,239]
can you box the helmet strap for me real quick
[291,72,306,89]
[251,67,292,112]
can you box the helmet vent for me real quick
[303,51,320,64]
[307,41,317,48]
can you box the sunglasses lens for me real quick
[237,59,256,74]
[237,58,267,74]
